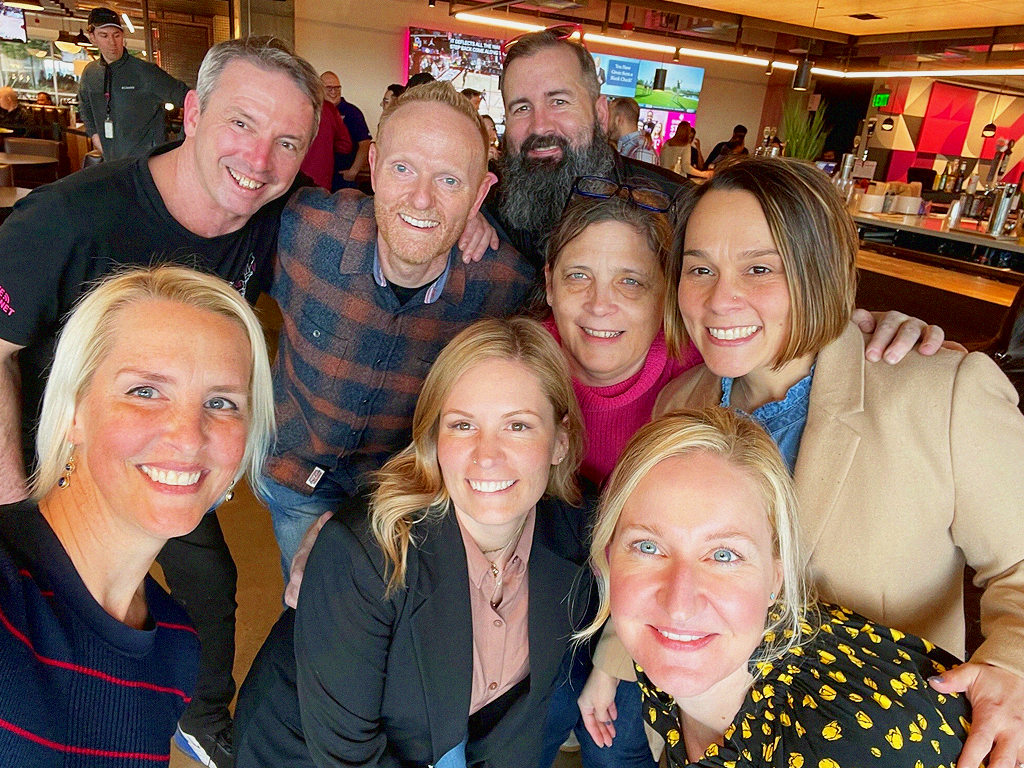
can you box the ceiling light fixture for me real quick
[428,0,436,7]
[121,13,136,33]
[765,61,774,76]
[880,116,894,131]
[793,57,812,90]
[4,0,44,9]
[673,48,679,63]
[982,80,1003,138]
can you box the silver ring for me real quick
[603,720,613,726]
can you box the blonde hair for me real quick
[32,266,275,499]
[580,407,813,669]
[371,317,583,595]
[666,157,858,365]
[376,81,489,173]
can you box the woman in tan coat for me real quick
[585,157,1024,768]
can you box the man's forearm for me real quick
[347,140,371,178]
[0,353,28,503]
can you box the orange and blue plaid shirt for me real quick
[265,188,534,496]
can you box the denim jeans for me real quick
[435,736,468,768]
[538,647,656,768]
[257,474,349,581]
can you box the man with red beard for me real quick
[493,30,687,271]
[259,82,533,575]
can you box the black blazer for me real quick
[238,495,593,768]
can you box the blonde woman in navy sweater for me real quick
[0,267,274,766]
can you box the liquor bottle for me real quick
[954,160,969,193]
[945,160,959,193]
[937,161,949,192]
[966,163,980,195]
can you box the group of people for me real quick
[1,26,1023,768]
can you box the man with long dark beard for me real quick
[493,31,687,271]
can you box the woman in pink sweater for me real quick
[541,192,702,486]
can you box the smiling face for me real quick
[183,58,314,234]
[546,220,665,387]
[321,72,341,106]
[609,451,782,702]
[678,190,795,383]
[502,45,608,165]
[437,358,567,550]
[89,25,125,64]
[370,100,493,287]
[68,299,251,544]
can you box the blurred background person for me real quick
[659,122,711,180]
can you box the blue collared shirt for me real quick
[720,366,815,474]
[372,242,454,305]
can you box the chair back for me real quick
[0,163,12,187]
[82,150,104,169]
[4,136,60,159]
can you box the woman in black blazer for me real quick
[237,317,593,768]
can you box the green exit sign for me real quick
[872,92,891,108]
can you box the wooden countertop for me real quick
[857,249,1018,307]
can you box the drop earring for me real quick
[57,455,75,488]
[224,484,235,502]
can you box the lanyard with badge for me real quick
[102,60,114,140]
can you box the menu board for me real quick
[408,28,505,128]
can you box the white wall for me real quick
[294,0,767,147]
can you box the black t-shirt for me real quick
[0,141,294,465]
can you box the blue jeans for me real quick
[539,647,656,768]
[435,736,468,768]
[257,474,348,581]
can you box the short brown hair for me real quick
[666,157,858,366]
[502,31,600,101]
[541,195,683,352]
[377,81,489,176]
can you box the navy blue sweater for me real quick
[0,502,199,766]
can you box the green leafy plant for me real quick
[780,95,830,160]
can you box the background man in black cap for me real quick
[77,6,189,161]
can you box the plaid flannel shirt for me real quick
[265,188,535,496]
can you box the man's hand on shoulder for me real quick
[458,212,500,264]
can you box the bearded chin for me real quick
[498,122,615,236]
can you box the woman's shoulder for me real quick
[654,363,720,418]
[732,604,969,767]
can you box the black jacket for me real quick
[236,495,594,768]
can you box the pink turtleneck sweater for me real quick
[544,319,703,485]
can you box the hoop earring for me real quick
[58,455,75,489]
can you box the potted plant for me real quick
[780,94,829,160]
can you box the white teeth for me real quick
[468,479,516,493]
[658,629,705,642]
[228,168,265,190]
[708,325,760,340]
[140,465,201,487]
[399,213,439,229]
[583,328,623,339]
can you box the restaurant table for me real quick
[0,152,57,166]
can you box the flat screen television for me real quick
[0,5,27,43]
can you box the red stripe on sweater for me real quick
[0,604,191,702]
[156,620,198,635]
[0,716,169,761]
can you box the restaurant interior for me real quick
[0,0,1020,765]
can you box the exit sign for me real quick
[872,92,891,108]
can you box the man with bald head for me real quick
[321,70,372,190]
[258,82,533,574]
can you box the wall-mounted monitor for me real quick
[0,5,27,43]
[408,27,505,130]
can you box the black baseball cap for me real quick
[87,7,122,30]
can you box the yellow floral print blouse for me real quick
[636,604,970,768]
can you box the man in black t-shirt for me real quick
[0,37,322,768]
